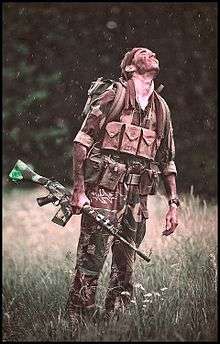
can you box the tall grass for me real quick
[3,187,217,341]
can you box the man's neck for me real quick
[132,73,155,97]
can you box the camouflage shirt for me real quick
[74,82,177,176]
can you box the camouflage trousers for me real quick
[68,165,149,321]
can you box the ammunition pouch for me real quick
[121,125,141,155]
[84,147,126,191]
[84,147,105,184]
[101,122,124,151]
[99,159,126,191]
[84,155,104,185]
[101,121,160,160]
[137,129,158,159]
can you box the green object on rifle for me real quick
[9,166,23,182]
[8,160,151,262]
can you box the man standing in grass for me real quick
[69,47,180,327]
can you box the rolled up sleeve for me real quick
[160,160,177,176]
[73,86,116,149]
[156,104,178,176]
[74,131,94,148]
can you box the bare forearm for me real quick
[73,142,88,192]
[162,173,179,236]
[162,173,178,200]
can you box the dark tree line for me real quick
[3,2,217,200]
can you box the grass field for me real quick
[3,186,217,342]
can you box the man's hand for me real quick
[162,206,178,236]
[70,190,90,215]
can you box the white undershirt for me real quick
[136,81,155,111]
[138,97,149,111]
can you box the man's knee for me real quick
[68,269,99,308]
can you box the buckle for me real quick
[124,173,140,185]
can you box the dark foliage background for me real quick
[3,2,217,200]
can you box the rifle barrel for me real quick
[82,204,151,262]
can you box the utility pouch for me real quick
[137,129,157,159]
[101,121,124,151]
[84,148,105,184]
[120,124,141,155]
[139,164,160,196]
[139,170,153,196]
[99,158,126,191]
[149,170,160,195]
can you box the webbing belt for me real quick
[103,150,154,169]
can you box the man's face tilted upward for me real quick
[132,48,160,75]
[121,47,160,79]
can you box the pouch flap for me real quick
[105,121,123,138]
[142,129,156,145]
[124,125,141,141]
[86,156,102,165]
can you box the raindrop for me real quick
[100,55,110,64]
[106,21,118,30]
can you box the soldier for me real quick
[68,47,180,327]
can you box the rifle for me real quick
[8,160,152,262]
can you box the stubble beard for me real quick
[136,60,160,78]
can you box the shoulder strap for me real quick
[154,90,170,139]
[93,81,126,145]
[106,81,126,122]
